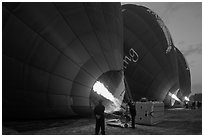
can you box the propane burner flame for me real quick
[184,96,190,101]
[93,81,121,113]
[169,92,181,102]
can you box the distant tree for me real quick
[190,93,202,101]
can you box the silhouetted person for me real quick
[185,102,189,108]
[192,101,195,109]
[94,100,105,135]
[197,101,201,108]
[128,100,136,129]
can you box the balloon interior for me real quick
[93,81,121,113]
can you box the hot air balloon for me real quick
[122,4,191,104]
[175,48,191,99]
[164,48,191,106]
[2,2,124,119]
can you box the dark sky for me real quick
[122,2,202,95]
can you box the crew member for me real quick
[94,99,105,135]
[128,100,136,129]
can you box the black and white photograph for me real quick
[2,1,202,135]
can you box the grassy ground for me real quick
[2,108,202,135]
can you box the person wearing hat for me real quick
[94,99,105,135]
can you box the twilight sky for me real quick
[122,2,202,95]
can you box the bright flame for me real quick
[93,81,114,101]
[184,96,190,101]
[169,92,181,102]
[93,81,121,112]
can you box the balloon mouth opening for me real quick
[89,71,124,113]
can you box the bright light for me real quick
[93,81,121,113]
[168,92,181,102]
[184,96,190,101]
[93,81,114,101]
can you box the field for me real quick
[2,108,202,135]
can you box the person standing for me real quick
[128,100,136,129]
[94,99,105,135]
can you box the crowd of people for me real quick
[184,101,202,109]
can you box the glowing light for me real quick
[168,92,181,102]
[93,81,121,112]
[184,96,190,101]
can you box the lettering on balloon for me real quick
[123,48,139,69]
